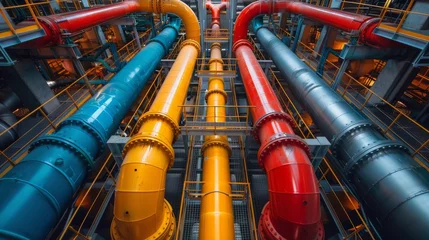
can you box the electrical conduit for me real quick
[199,1,235,239]
[111,1,201,238]
[254,20,429,239]
[233,0,399,48]
[0,20,180,240]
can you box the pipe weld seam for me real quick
[201,190,232,198]
[252,111,296,141]
[58,118,106,157]
[201,139,231,156]
[258,133,311,169]
[181,39,201,53]
[382,189,429,224]
[0,177,61,218]
[135,112,180,142]
[147,38,169,54]
[30,135,94,169]
[122,133,175,168]
[205,89,228,103]
[330,119,377,156]
[344,140,409,176]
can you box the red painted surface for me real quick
[206,0,228,29]
[233,1,399,48]
[233,40,323,240]
[29,1,140,47]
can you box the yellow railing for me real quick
[204,28,229,41]
[274,27,429,167]
[340,0,429,41]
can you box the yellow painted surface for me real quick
[199,43,235,240]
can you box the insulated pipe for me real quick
[0,22,179,240]
[233,41,322,239]
[233,0,399,48]
[111,41,200,240]
[199,1,235,236]
[26,1,140,47]
[255,25,429,239]
[111,2,201,237]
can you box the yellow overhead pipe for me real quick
[137,0,200,43]
[199,41,235,239]
[111,1,201,239]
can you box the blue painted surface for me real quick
[0,19,180,240]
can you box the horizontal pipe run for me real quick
[233,0,400,48]
[233,39,322,240]
[0,21,179,240]
[255,25,429,239]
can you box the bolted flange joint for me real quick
[135,111,180,142]
[201,139,232,157]
[252,111,296,142]
[257,133,311,170]
[205,89,228,103]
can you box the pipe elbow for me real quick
[111,142,176,239]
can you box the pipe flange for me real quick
[147,38,170,54]
[208,58,224,65]
[110,199,176,240]
[331,120,378,157]
[201,139,232,156]
[253,112,296,142]
[232,39,253,52]
[345,140,409,176]
[150,0,163,13]
[58,118,106,158]
[257,133,311,170]
[30,135,94,169]
[211,42,222,49]
[135,112,180,142]
[205,89,228,103]
[259,202,324,240]
[358,18,379,46]
[181,39,201,53]
[37,16,62,45]
[123,133,175,169]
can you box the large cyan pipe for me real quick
[199,1,235,238]
[233,0,399,48]
[0,21,179,240]
[111,1,201,238]
[233,43,322,240]
[255,24,429,239]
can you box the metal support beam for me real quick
[133,24,142,50]
[228,0,237,57]
[331,59,349,90]
[72,59,95,95]
[291,16,304,53]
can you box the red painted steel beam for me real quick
[233,40,323,240]
[27,1,140,48]
[206,0,228,29]
[233,0,399,48]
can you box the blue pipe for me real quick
[0,19,180,240]
[252,18,429,239]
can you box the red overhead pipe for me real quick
[233,40,323,240]
[25,1,140,48]
[206,0,228,28]
[233,0,399,48]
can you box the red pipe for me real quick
[206,0,228,28]
[233,40,323,240]
[233,0,399,48]
[26,1,140,47]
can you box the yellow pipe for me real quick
[111,1,201,239]
[137,0,200,44]
[112,40,199,240]
[199,42,235,240]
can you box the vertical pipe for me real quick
[233,39,323,240]
[255,26,429,239]
[199,2,235,238]
[0,22,179,240]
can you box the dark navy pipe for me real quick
[0,19,180,240]
[253,19,429,239]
